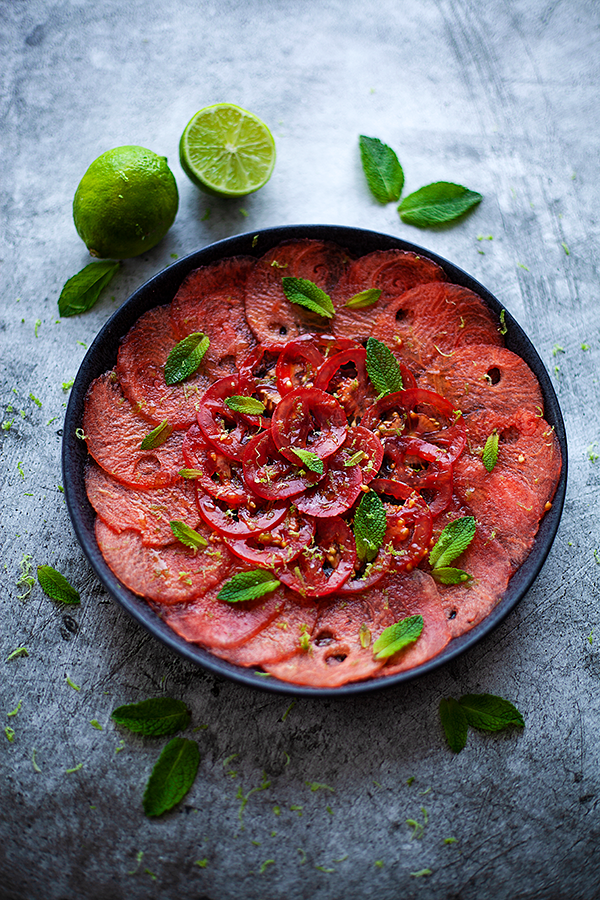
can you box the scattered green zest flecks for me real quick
[236,771,271,828]
[218,569,280,604]
[306,781,334,793]
[482,430,499,473]
[195,858,208,868]
[169,520,208,551]
[34,319,42,338]
[499,309,507,335]
[552,344,565,357]
[58,261,120,317]
[90,720,103,731]
[37,566,80,604]
[259,859,275,874]
[66,763,83,773]
[6,647,29,662]
[140,420,173,450]
[16,554,35,600]
[281,277,335,319]
[29,392,42,408]
[32,749,42,772]
[562,242,570,255]
[8,700,22,718]
[66,676,81,691]
[17,461,25,479]
[112,698,191,737]
[411,869,432,878]
[373,615,423,659]
[359,135,404,203]
[353,490,387,562]
[365,337,404,396]
[5,726,16,743]
[398,182,482,227]
[281,701,296,722]
[164,333,210,385]
[62,379,75,391]
[143,737,201,817]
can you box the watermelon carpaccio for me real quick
[82,239,561,687]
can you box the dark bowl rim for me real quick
[62,223,568,698]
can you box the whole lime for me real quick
[73,146,179,259]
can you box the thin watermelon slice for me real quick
[244,240,351,346]
[83,372,185,488]
[332,250,446,343]
[85,461,200,547]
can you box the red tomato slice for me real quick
[275,339,325,396]
[339,425,384,484]
[276,516,356,597]
[197,375,266,461]
[293,442,363,517]
[224,506,315,568]
[378,436,453,517]
[271,387,348,463]
[196,490,288,538]
[337,545,393,594]
[370,480,433,571]
[313,346,379,422]
[182,423,252,506]
[242,429,323,501]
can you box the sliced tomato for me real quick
[182,423,251,505]
[313,346,380,422]
[371,480,433,571]
[276,516,356,597]
[197,374,266,461]
[242,429,323,501]
[196,490,288,538]
[293,442,363,517]
[361,388,466,462]
[275,339,325,396]
[339,426,384,484]
[224,506,315,568]
[337,545,392,594]
[271,387,348,463]
[377,436,453,517]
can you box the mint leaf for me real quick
[398,182,482,227]
[365,337,404,396]
[293,448,324,474]
[169,521,208,550]
[344,288,382,310]
[439,698,468,753]
[431,567,472,585]
[354,490,387,562]
[58,261,120,317]
[359,135,404,203]
[482,430,499,473]
[164,333,210,385]
[373,615,423,659]
[458,694,524,732]
[112,698,191,736]
[224,396,266,415]
[429,516,476,569]
[140,419,173,450]
[281,277,335,319]
[217,569,281,603]
[143,737,200,817]
[37,566,80,604]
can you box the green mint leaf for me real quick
[431,567,472,585]
[354,490,387,562]
[344,288,383,310]
[169,521,208,550]
[37,566,80,604]
[398,182,482,227]
[429,516,476,569]
[373,615,423,659]
[293,448,324,474]
[111,697,191,736]
[439,698,468,752]
[482,430,499,473]
[143,737,200,817]
[58,261,120,317]
[365,337,404,396]
[359,135,404,203]
[458,694,525,732]
[224,396,266,415]
[281,277,335,319]
[164,333,210,385]
[139,419,174,450]
[217,569,281,603]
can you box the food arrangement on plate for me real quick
[77,235,562,688]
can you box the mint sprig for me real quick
[440,694,524,753]
[224,396,266,415]
[429,516,476,569]
[398,182,482,227]
[353,490,387,562]
[343,288,382,310]
[143,737,200,817]
[217,569,281,603]
[169,521,208,550]
[373,615,423,659]
[111,698,191,737]
[482,430,499,473]
[365,337,404,396]
[294,448,324,474]
[359,135,404,203]
[281,277,335,319]
[140,419,173,450]
[164,333,210,385]
[58,260,120,317]
[37,566,80,604]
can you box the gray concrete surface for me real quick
[1,1,599,897]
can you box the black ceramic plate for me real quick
[63,224,567,697]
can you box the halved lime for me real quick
[179,103,276,198]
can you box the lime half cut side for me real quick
[179,103,276,198]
